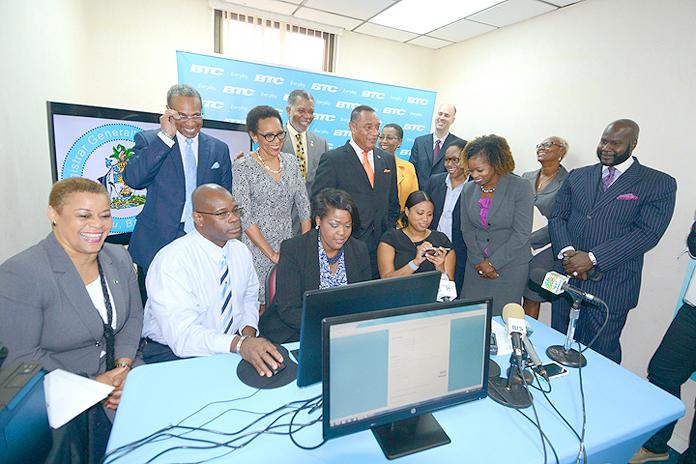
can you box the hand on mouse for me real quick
[235,329,284,377]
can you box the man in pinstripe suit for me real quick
[549,119,677,363]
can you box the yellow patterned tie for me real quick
[295,133,307,180]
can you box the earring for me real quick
[315,224,320,230]
[52,221,56,226]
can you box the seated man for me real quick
[141,184,283,377]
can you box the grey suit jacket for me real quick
[460,173,534,270]
[520,165,568,248]
[0,233,143,377]
[281,123,329,196]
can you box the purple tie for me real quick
[434,139,441,163]
[602,166,616,192]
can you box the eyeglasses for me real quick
[177,114,203,121]
[444,157,461,164]
[378,135,401,141]
[195,207,244,220]
[255,131,286,142]
[536,141,562,150]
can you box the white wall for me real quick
[433,0,696,449]
[1,0,695,450]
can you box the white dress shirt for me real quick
[141,229,260,357]
[437,173,465,241]
[349,139,374,170]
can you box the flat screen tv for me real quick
[322,298,491,459]
[46,101,251,243]
[296,271,441,388]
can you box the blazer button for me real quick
[95,341,102,347]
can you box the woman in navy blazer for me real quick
[259,189,372,343]
[460,135,534,316]
[0,178,143,463]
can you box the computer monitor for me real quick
[46,101,251,243]
[322,298,491,460]
[296,271,441,387]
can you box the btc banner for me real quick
[176,51,437,160]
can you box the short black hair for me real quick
[246,105,283,134]
[463,135,515,176]
[311,188,361,234]
[350,105,375,124]
[383,123,403,139]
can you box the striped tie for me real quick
[220,254,233,333]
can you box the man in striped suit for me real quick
[549,119,677,363]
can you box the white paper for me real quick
[43,369,114,429]
[491,320,513,356]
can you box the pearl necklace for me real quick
[255,150,283,174]
[480,185,496,193]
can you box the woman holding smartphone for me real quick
[377,190,455,279]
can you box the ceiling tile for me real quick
[467,0,558,28]
[428,18,497,42]
[353,22,419,42]
[543,0,582,6]
[303,0,396,20]
[370,0,501,34]
[220,0,298,16]
[293,7,363,30]
[407,35,454,50]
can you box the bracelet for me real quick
[236,334,250,354]
[408,260,419,271]
[159,130,175,141]
[115,362,131,370]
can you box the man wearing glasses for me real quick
[124,84,232,302]
[141,184,283,377]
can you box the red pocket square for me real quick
[383,169,391,173]
[617,193,639,200]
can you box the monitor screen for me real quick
[322,298,491,459]
[46,101,251,242]
[296,271,441,387]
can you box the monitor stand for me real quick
[372,413,451,460]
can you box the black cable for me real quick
[574,341,587,464]
[517,360,552,464]
[579,300,610,355]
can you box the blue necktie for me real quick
[183,138,197,233]
[220,254,233,334]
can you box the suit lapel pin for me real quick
[114,280,119,284]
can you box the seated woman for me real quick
[259,188,372,344]
[0,177,143,463]
[460,135,534,317]
[377,190,455,280]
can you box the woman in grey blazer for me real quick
[460,135,534,316]
[521,136,569,319]
[0,178,143,463]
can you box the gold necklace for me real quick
[255,150,283,174]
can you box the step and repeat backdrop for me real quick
[176,51,437,160]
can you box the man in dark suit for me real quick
[312,105,400,278]
[549,119,677,363]
[409,102,465,187]
[282,89,329,235]
[123,84,232,300]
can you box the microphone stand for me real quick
[488,347,532,409]
[546,295,587,368]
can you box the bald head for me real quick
[434,103,456,137]
[192,184,232,211]
[597,119,639,166]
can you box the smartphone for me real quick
[422,247,452,257]
[536,362,568,379]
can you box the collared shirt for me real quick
[349,139,374,171]
[286,122,307,159]
[437,174,464,241]
[601,155,634,190]
[141,229,260,357]
[157,130,200,168]
[433,134,448,152]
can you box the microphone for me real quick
[501,303,526,370]
[529,268,604,304]
[503,303,549,381]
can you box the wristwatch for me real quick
[587,251,598,266]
